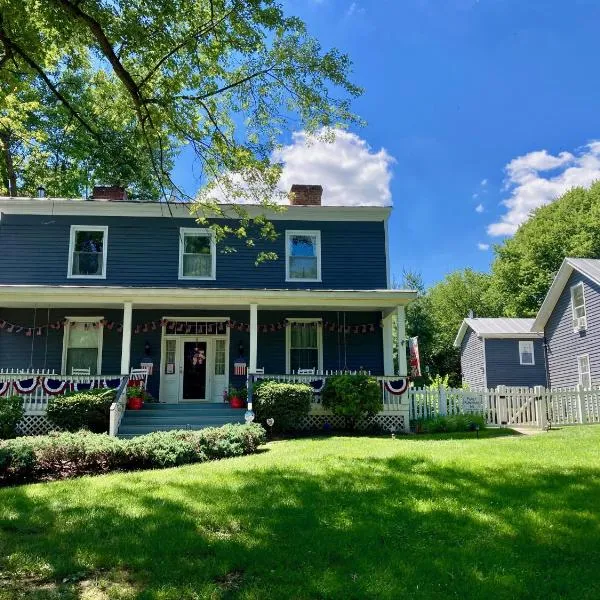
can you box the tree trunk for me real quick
[0,133,17,196]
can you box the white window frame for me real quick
[285,318,323,374]
[518,340,535,365]
[61,316,104,375]
[578,354,591,389]
[178,227,216,280]
[67,225,108,279]
[285,230,322,282]
[571,282,587,330]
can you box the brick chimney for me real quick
[91,185,128,201]
[290,184,322,206]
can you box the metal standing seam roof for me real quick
[464,318,538,336]
[565,258,600,285]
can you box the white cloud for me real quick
[488,142,600,236]
[477,243,490,251]
[472,192,479,199]
[272,129,395,206]
[480,178,488,186]
[475,203,484,213]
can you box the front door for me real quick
[183,341,207,400]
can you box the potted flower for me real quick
[228,386,247,409]
[127,385,144,410]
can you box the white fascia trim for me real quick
[479,333,544,340]
[453,320,470,348]
[0,197,392,222]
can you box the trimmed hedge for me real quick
[0,396,24,439]
[46,388,116,433]
[0,423,266,484]
[322,375,382,428]
[412,414,486,434]
[253,381,312,432]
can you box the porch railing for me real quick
[249,372,410,410]
[0,369,126,414]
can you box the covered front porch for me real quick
[0,285,415,433]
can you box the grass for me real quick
[1,426,600,599]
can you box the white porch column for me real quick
[382,310,394,376]
[396,305,408,376]
[120,302,133,375]
[249,303,258,373]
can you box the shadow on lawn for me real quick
[1,450,600,599]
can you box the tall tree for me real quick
[0,0,361,206]
[487,182,600,316]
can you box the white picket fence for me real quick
[408,385,600,429]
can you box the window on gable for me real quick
[62,318,103,375]
[571,282,587,330]
[286,231,321,282]
[179,228,215,279]
[519,340,535,365]
[286,319,322,373]
[578,354,591,389]
[69,226,107,278]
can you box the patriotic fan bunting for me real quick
[103,378,122,389]
[383,378,409,396]
[0,381,10,396]
[13,377,39,394]
[309,379,326,394]
[73,381,94,392]
[41,378,69,395]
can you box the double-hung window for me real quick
[285,230,321,282]
[578,354,591,389]
[571,282,587,331]
[62,318,104,375]
[68,226,108,278]
[286,319,323,373]
[179,228,216,280]
[518,341,535,365]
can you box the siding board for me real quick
[485,338,547,388]
[460,328,485,389]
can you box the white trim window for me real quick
[285,230,321,282]
[571,282,587,331]
[62,317,104,375]
[518,340,535,365]
[178,228,216,280]
[286,318,323,373]
[578,354,591,389]
[68,225,108,279]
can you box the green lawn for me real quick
[1,427,600,599]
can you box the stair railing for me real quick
[109,376,129,437]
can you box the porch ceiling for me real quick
[0,285,416,311]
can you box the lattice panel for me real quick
[17,415,55,436]
[298,413,405,432]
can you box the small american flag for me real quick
[234,360,247,376]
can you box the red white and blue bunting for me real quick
[382,378,409,396]
[41,378,69,395]
[13,378,39,394]
[0,381,10,396]
[309,379,326,394]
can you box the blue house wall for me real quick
[484,338,547,388]
[544,271,600,388]
[0,214,387,289]
[0,308,384,398]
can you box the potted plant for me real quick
[228,386,247,409]
[127,385,144,410]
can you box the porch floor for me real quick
[118,402,245,438]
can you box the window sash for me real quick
[519,341,534,365]
[286,231,320,281]
[70,227,106,277]
[287,320,321,372]
[180,230,214,278]
[571,283,586,319]
[64,320,102,375]
[578,355,591,388]
[214,339,226,376]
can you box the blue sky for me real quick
[175,0,600,287]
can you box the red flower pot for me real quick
[128,396,143,410]
[229,396,245,409]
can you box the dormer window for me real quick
[571,282,587,331]
[68,226,108,279]
[285,230,321,282]
[178,228,216,280]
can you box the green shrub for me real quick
[46,388,116,433]
[412,413,486,433]
[321,375,382,428]
[0,395,25,439]
[253,381,312,431]
[0,423,266,484]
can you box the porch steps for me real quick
[117,402,245,438]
